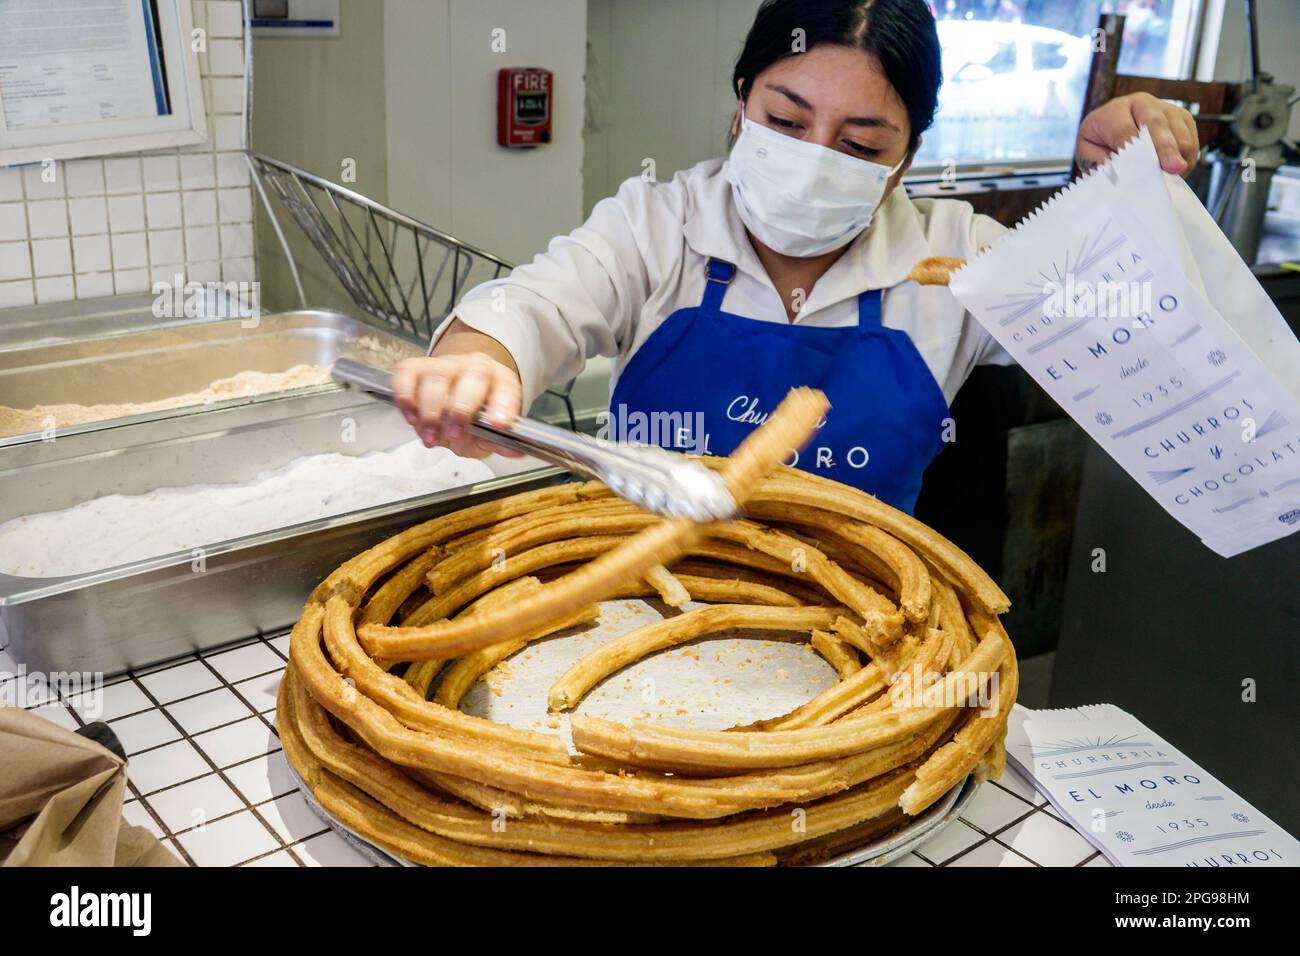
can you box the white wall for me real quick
[384,0,588,267]
[252,0,389,313]
[583,0,761,216]
[253,0,586,311]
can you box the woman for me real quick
[392,0,1198,513]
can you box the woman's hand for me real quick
[1077,92,1200,176]
[391,320,525,459]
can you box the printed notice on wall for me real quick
[951,128,1300,557]
[0,0,168,130]
[1007,704,1300,867]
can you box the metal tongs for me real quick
[331,358,738,522]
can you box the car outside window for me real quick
[914,0,1204,172]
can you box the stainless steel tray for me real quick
[0,380,560,673]
[0,308,420,452]
[0,303,566,674]
[285,594,980,866]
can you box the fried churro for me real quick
[906,256,966,286]
[276,386,1016,865]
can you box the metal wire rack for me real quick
[249,153,576,422]
[250,153,515,343]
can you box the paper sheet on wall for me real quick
[1006,704,1300,867]
[0,0,166,130]
[950,128,1300,557]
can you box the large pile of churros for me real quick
[278,388,1018,865]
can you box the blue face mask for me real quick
[726,117,905,257]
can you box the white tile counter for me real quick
[1,632,1110,868]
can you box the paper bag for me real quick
[0,707,181,867]
[1006,704,1300,866]
[950,128,1300,556]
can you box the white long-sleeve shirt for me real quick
[448,157,1014,408]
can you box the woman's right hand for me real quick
[390,321,525,458]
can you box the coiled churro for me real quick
[278,387,1017,865]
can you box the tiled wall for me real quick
[0,0,252,311]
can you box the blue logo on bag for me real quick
[1279,509,1300,526]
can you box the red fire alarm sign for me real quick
[497,68,553,148]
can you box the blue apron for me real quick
[608,258,950,513]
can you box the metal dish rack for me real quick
[249,153,577,425]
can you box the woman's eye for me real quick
[766,114,800,130]
[843,140,882,158]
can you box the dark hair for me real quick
[732,0,942,151]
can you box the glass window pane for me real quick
[917,1,1201,169]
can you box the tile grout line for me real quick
[966,803,1042,841]
[930,799,1073,867]
[142,787,328,844]
[192,642,282,740]
[937,834,1040,867]
[237,844,299,868]
[131,631,269,672]
[104,670,208,866]
[265,633,291,663]
[990,777,1046,806]
[114,689,282,760]
[915,830,991,867]
[193,635,307,864]
[135,673,282,714]
[987,802,1095,867]
[257,634,308,865]
[123,669,292,866]
[918,782,1040,866]
[125,721,282,771]
[41,633,300,866]
[49,673,196,866]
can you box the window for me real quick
[915,0,1204,170]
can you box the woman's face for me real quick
[733,44,914,186]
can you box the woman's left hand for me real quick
[1077,92,1200,176]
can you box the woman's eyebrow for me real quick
[764,82,814,111]
[844,115,901,133]
[763,83,900,133]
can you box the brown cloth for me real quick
[0,707,180,866]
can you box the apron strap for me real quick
[857,288,884,328]
[700,258,735,311]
